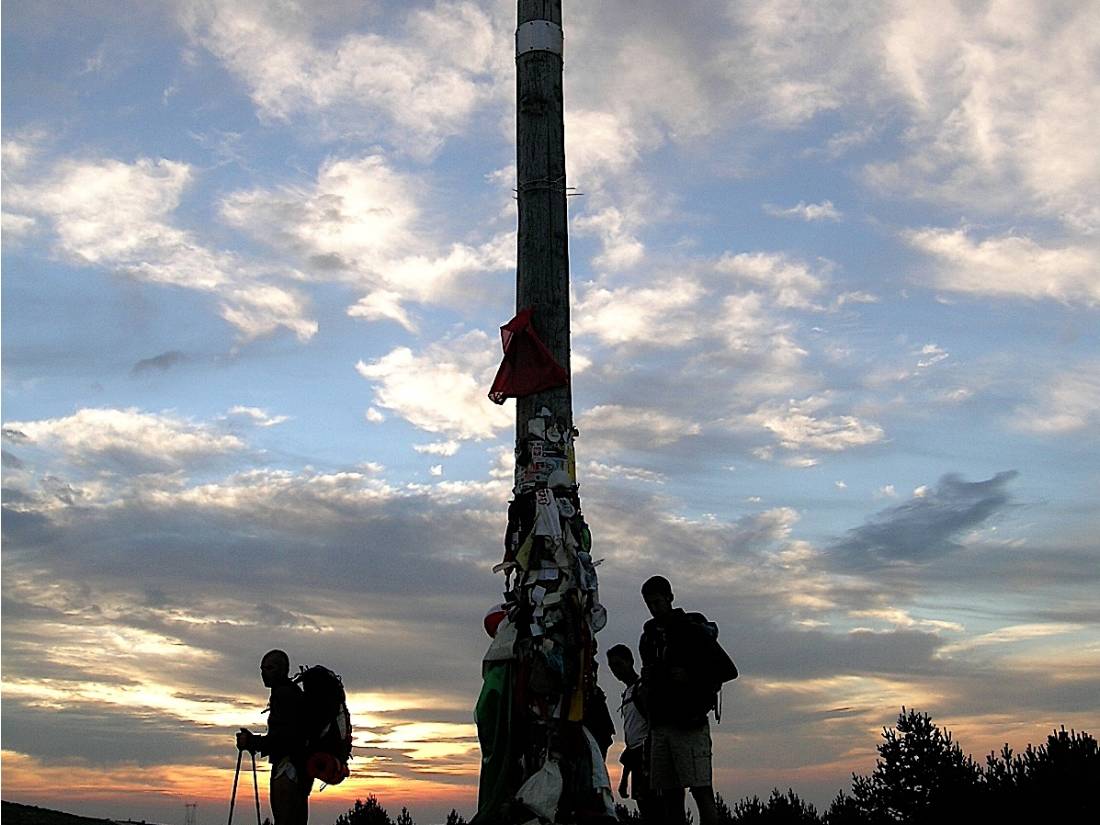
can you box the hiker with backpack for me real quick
[237,650,314,825]
[637,576,738,825]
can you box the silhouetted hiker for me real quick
[638,576,738,825]
[237,650,313,825]
[607,644,656,825]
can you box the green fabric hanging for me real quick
[471,661,519,825]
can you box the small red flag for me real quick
[488,307,569,404]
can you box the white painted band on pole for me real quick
[516,20,563,58]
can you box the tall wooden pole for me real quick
[474,6,614,824]
[516,0,571,436]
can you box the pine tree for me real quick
[395,807,414,825]
[983,726,1100,820]
[714,793,734,824]
[444,810,466,825]
[843,707,981,823]
[335,796,394,825]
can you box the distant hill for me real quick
[1,801,168,825]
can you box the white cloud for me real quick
[179,0,508,154]
[226,406,290,428]
[938,623,1084,656]
[940,388,973,404]
[2,134,48,173]
[578,404,701,452]
[220,154,421,273]
[355,331,511,440]
[870,0,1100,232]
[740,396,885,454]
[571,206,645,271]
[413,441,461,457]
[823,123,879,158]
[574,278,705,348]
[347,290,418,333]
[716,293,809,378]
[1,211,37,241]
[783,456,820,469]
[714,252,828,310]
[6,156,316,341]
[195,0,1099,251]
[429,464,443,477]
[573,249,826,381]
[850,608,964,634]
[763,200,842,222]
[565,108,649,184]
[834,291,879,307]
[3,408,243,471]
[563,0,1098,238]
[1011,363,1100,434]
[905,227,1099,305]
[583,461,666,485]
[365,407,386,424]
[222,154,515,323]
[916,343,949,369]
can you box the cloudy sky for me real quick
[3,1,1098,823]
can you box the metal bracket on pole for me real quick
[516,20,563,58]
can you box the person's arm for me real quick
[618,762,631,798]
[248,684,306,756]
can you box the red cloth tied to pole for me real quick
[488,307,569,404]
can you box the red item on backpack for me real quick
[306,751,349,785]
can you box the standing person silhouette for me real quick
[607,644,656,825]
[236,650,313,825]
[638,576,737,825]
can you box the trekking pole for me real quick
[227,748,243,825]
[250,750,263,825]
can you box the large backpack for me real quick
[294,665,353,785]
[695,619,738,721]
[646,612,738,724]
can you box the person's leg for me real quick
[270,774,309,825]
[689,785,719,825]
[649,727,687,825]
[633,757,657,825]
[636,793,658,825]
[660,788,687,825]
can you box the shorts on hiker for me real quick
[649,722,712,790]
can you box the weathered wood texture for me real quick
[515,0,571,437]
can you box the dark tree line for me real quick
[334,797,466,825]
[334,710,1097,825]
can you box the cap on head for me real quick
[641,575,673,599]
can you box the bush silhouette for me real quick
[719,789,819,824]
[335,796,394,825]
[982,726,1099,821]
